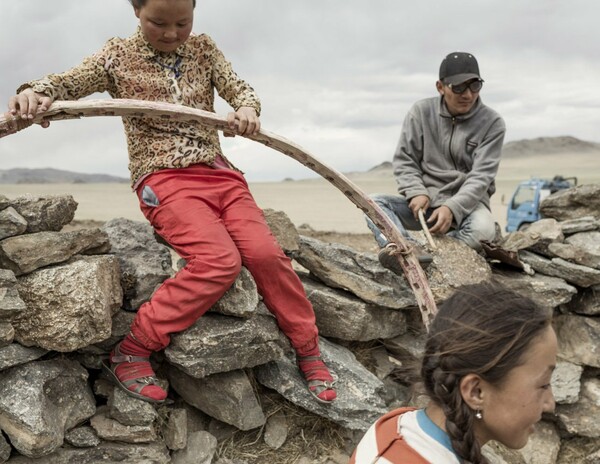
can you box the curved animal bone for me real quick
[1,99,437,328]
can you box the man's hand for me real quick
[428,205,453,234]
[8,89,52,128]
[408,195,430,219]
[226,106,260,137]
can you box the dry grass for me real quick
[215,385,347,464]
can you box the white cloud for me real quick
[2,0,600,181]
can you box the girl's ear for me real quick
[134,7,141,19]
[459,373,484,411]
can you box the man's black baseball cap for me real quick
[439,52,482,85]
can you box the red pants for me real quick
[130,164,318,352]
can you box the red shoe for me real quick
[102,342,167,404]
[297,355,337,404]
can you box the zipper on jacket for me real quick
[448,117,458,169]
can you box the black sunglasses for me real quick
[449,80,483,94]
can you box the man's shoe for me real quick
[378,243,433,275]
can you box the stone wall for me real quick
[0,186,598,463]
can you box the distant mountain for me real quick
[502,136,600,158]
[0,168,128,184]
[368,161,392,172]
[365,136,600,172]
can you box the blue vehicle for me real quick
[506,176,577,232]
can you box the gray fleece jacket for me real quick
[393,96,506,226]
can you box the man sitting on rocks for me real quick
[366,52,506,274]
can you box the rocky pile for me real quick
[0,185,598,464]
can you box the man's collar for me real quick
[438,95,482,120]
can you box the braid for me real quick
[431,367,487,464]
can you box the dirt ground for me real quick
[296,225,379,254]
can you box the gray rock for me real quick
[369,346,400,380]
[560,216,599,235]
[551,360,583,404]
[90,406,157,444]
[586,449,600,464]
[163,408,187,451]
[63,426,100,448]
[14,255,122,351]
[297,235,491,310]
[173,400,211,435]
[93,378,114,400]
[72,351,105,370]
[171,431,218,464]
[482,441,525,463]
[0,206,27,240]
[383,331,426,363]
[0,195,9,211]
[540,184,600,221]
[0,269,27,321]
[526,218,564,239]
[263,208,301,254]
[107,387,158,426]
[0,359,96,458]
[264,410,288,449]
[512,219,565,256]
[255,337,387,431]
[10,195,77,233]
[565,231,600,267]
[555,315,600,367]
[568,285,600,315]
[380,377,411,408]
[0,228,110,275]
[301,274,406,341]
[93,309,136,352]
[295,235,417,309]
[0,432,9,463]
[208,419,237,442]
[165,313,287,378]
[423,236,493,302]
[500,230,543,253]
[557,378,600,437]
[0,322,13,347]
[0,343,47,371]
[6,441,171,463]
[547,242,600,269]
[210,267,259,318]
[492,270,577,309]
[520,250,600,288]
[168,367,265,430]
[518,421,561,464]
[103,218,173,311]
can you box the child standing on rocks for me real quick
[8,0,336,404]
[350,282,557,463]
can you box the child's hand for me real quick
[8,89,53,128]
[227,107,260,137]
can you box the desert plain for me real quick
[1,146,599,239]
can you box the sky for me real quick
[1,0,600,182]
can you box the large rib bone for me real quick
[1,99,437,328]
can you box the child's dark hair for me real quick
[129,0,196,8]
[421,281,552,464]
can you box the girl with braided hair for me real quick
[350,281,557,463]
